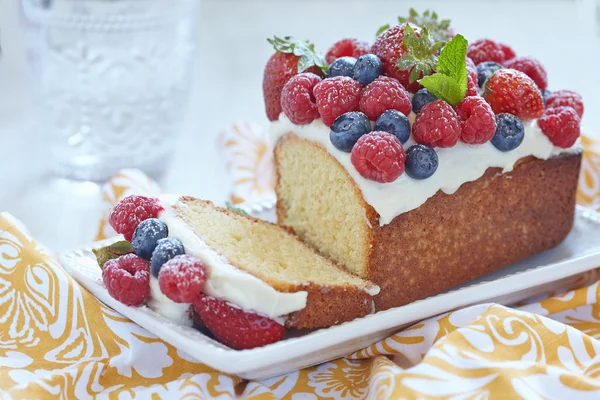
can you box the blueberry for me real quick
[150,237,184,277]
[541,89,552,105]
[374,110,410,144]
[411,88,438,114]
[327,56,357,78]
[330,111,371,152]
[131,218,169,260]
[405,144,439,179]
[352,54,382,86]
[491,113,525,152]
[477,61,503,87]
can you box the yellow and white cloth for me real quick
[2,129,600,399]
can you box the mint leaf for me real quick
[419,74,465,106]
[267,36,328,74]
[225,202,248,216]
[93,241,134,269]
[436,34,468,94]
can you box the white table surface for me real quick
[1,0,600,250]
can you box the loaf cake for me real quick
[263,10,584,311]
[99,194,378,349]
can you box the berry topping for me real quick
[102,254,150,306]
[263,37,326,121]
[500,43,516,61]
[491,113,525,152]
[466,57,477,84]
[466,74,479,97]
[351,131,406,183]
[467,39,513,65]
[194,294,286,350]
[359,76,411,120]
[158,255,207,304]
[280,72,322,125]
[374,110,411,144]
[405,144,439,179]
[412,88,438,114]
[325,38,370,64]
[327,56,357,78]
[396,24,443,93]
[371,23,425,92]
[456,96,496,144]
[329,111,371,152]
[545,90,584,118]
[483,69,545,120]
[313,77,362,126]
[538,106,581,148]
[541,89,552,104]
[503,57,548,90]
[109,195,164,242]
[352,54,383,86]
[131,218,169,260]
[412,100,461,148]
[150,237,185,278]
[476,61,503,87]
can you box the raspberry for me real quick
[313,77,362,126]
[483,69,544,120]
[456,96,497,144]
[466,74,478,97]
[109,195,163,242]
[545,90,584,118]
[504,57,548,90]
[194,294,286,350]
[538,106,581,148]
[102,254,150,306]
[359,76,411,120]
[350,131,406,183]
[371,23,424,92]
[500,43,516,61]
[325,38,370,64]
[280,72,321,125]
[158,255,207,303]
[466,57,478,84]
[412,100,461,148]
[467,39,512,65]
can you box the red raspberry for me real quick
[456,96,497,144]
[158,255,207,303]
[500,43,516,61]
[466,74,478,97]
[313,77,362,126]
[466,57,478,84]
[538,106,581,148]
[109,195,163,241]
[351,131,406,183]
[102,254,150,306]
[483,69,544,120]
[194,294,286,350]
[371,23,424,92]
[504,57,548,90]
[263,52,323,121]
[325,38,370,64]
[280,73,321,125]
[412,100,461,148]
[545,90,584,118]
[359,76,411,120]
[467,39,512,65]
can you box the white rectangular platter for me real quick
[59,205,600,380]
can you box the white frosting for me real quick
[148,276,193,326]
[270,114,581,226]
[154,194,308,319]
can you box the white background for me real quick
[0,0,599,249]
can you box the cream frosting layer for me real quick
[269,114,581,226]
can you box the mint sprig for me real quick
[418,34,468,106]
[399,8,452,42]
[225,201,249,216]
[397,25,445,83]
[93,241,134,269]
[267,36,328,74]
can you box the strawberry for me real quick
[483,69,544,120]
[263,36,327,121]
[194,294,286,350]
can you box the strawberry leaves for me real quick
[267,36,328,74]
[397,25,445,83]
[419,34,469,106]
[399,8,452,42]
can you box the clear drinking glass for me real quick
[22,0,198,181]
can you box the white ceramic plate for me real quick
[59,205,600,380]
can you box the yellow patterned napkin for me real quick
[2,131,600,398]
